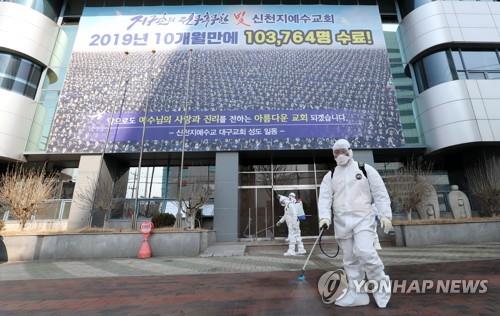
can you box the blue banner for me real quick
[47,5,404,153]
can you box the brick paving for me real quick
[1,242,500,281]
[0,259,499,316]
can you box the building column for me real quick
[67,155,114,230]
[214,152,239,242]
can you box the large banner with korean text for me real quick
[47,5,404,153]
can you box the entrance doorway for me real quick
[239,187,274,239]
[239,185,327,239]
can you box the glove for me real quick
[276,221,282,227]
[379,216,393,234]
[318,218,331,230]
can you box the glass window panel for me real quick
[28,64,42,86]
[0,76,14,90]
[467,72,487,80]
[486,72,500,79]
[24,85,37,98]
[421,51,454,89]
[0,53,10,75]
[457,71,467,80]
[452,51,464,71]
[4,55,20,77]
[35,200,61,219]
[273,172,316,185]
[62,201,72,219]
[240,173,272,186]
[137,199,161,218]
[273,164,315,172]
[461,51,500,71]
[413,59,427,92]
[315,163,334,172]
[16,60,32,81]
[239,164,272,172]
[11,80,27,95]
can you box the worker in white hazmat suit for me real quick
[318,139,393,308]
[277,193,307,256]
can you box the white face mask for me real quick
[335,154,350,166]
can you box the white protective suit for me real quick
[277,193,306,256]
[318,139,392,308]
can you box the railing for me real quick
[1,199,72,221]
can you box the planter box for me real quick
[394,220,500,247]
[0,230,216,262]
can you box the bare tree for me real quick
[466,156,500,217]
[181,183,212,229]
[0,165,57,229]
[384,159,434,221]
[74,176,114,227]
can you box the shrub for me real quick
[466,156,500,217]
[152,213,176,228]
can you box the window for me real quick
[413,51,454,92]
[413,49,500,93]
[461,51,500,72]
[0,52,43,99]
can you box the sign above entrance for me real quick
[47,5,404,154]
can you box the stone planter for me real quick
[0,230,216,262]
[393,219,500,247]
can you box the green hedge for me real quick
[152,213,176,228]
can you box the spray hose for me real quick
[318,226,340,258]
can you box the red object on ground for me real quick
[138,221,154,259]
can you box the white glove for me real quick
[380,216,393,234]
[319,218,331,230]
[276,217,285,227]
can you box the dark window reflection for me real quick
[0,52,43,99]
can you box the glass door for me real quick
[239,187,273,239]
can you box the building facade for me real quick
[0,0,498,241]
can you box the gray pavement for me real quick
[1,242,500,281]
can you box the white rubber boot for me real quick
[296,242,306,255]
[284,243,296,256]
[373,276,391,308]
[335,281,369,307]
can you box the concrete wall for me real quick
[394,220,500,247]
[3,220,67,232]
[1,230,216,262]
[214,152,239,242]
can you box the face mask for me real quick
[335,154,350,166]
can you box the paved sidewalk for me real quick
[0,259,499,315]
[1,242,500,281]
